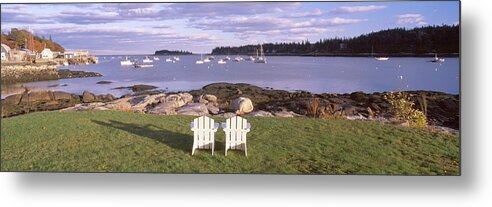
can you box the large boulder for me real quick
[28,91,52,103]
[161,94,186,107]
[129,94,164,112]
[230,97,254,115]
[204,94,218,104]
[105,97,133,111]
[2,94,23,105]
[176,103,209,116]
[97,94,116,102]
[178,93,193,104]
[207,104,220,114]
[148,102,178,115]
[82,91,96,103]
[53,91,73,101]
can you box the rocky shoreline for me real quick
[1,83,459,132]
[1,63,102,84]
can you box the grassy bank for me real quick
[1,111,459,174]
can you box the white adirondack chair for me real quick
[222,116,251,156]
[190,116,219,155]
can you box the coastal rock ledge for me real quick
[1,83,459,133]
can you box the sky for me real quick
[1,1,459,55]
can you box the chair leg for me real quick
[212,143,214,156]
[244,143,247,157]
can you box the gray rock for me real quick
[28,91,52,103]
[247,110,274,117]
[273,111,295,117]
[2,94,23,105]
[230,97,254,115]
[129,94,164,112]
[148,102,178,115]
[162,94,186,107]
[204,94,218,103]
[53,91,73,101]
[176,103,209,116]
[215,112,236,118]
[178,93,193,104]
[207,104,220,114]
[82,91,96,103]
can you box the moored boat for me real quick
[120,57,133,66]
[254,44,267,64]
[431,53,445,62]
[143,56,153,63]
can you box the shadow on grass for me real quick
[92,119,191,154]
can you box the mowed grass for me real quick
[1,110,459,175]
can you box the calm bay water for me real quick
[1,55,459,98]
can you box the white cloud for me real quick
[397,14,426,24]
[331,5,386,14]
[287,8,322,18]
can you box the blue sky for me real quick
[1,1,459,55]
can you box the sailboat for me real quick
[196,54,204,64]
[254,44,267,64]
[431,53,445,62]
[143,56,153,63]
[217,59,226,64]
[372,46,389,61]
[153,56,160,61]
[165,56,173,62]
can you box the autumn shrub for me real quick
[383,92,427,127]
[306,96,319,118]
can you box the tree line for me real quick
[154,49,193,55]
[211,25,459,56]
[1,28,65,52]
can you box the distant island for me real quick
[211,25,459,57]
[154,49,193,55]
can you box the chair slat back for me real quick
[224,116,249,152]
[192,116,216,150]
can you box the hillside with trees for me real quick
[1,28,65,52]
[211,25,459,56]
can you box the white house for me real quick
[1,43,11,61]
[40,48,54,59]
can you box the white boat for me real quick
[234,56,243,62]
[165,56,173,62]
[134,63,154,68]
[143,56,153,63]
[245,56,255,61]
[153,56,160,61]
[224,56,231,61]
[371,46,389,61]
[374,57,389,61]
[431,54,445,62]
[120,57,134,66]
[254,44,267,64]
[196,54,204,64]
[218,59,226,64]
[173,56,180,61]
[203,58,211,63]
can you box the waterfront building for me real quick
[40,48,54,59]
[61,51,75,59]
[1,43,11,61]
[10,49,27,62]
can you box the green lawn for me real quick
[0,111,459,175]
